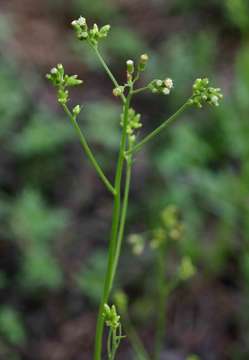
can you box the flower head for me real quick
[189,78,223,108]
[102,304,121,330]
[149,77,174,95]
[46,64,83,105]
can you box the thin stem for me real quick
[111,149,132,285]
[132,85,149,95]
[107,329,112,359]
[124,313,151,360]
[62,104,115,195]
[94,92,132,360]
[127,100,191,155]
[92,44,126,103]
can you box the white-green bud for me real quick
[162,87,170,95]
[73,105,81,116]
[78,16,86,26]
[126,60,134,74]
[164,78,173,89]
[138,53,149,71]
[51,67,58,74]
[113,86,124,97]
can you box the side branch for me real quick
[92,45,126,103]
[62,104,115,195]
[127,100,191,155]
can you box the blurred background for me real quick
[1,0,249,359]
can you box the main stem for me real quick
[94,93,132,360]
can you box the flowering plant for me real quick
[47,16,223,360]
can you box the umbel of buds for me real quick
[149,78,174,95]
[71,16,111,46]
[102,304,121,330]
[46,64,82,107]
[189,78,223,108]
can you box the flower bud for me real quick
[164,78,173,89]
[126,60,134,74]
[162,88,170,95]
[73,105,81,116]
[113,86,124,97]
[138,53,149,71]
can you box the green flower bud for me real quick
[65,75,83,87]
[99,24,111,38]
[113,86,124,97]
[102,304,121,330]
[126,60,134,74]
[73,105,81,116]
[138,53,149,71]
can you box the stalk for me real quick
[94,92,132,360]
[124,313,151,360]
[62,104,115,195]
[127,101,190,155]
[111,145,132,285]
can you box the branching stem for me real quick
[62,104,115,195]
[127,100,191,155]
[94,88,132,360]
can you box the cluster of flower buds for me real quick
[46,64,83,106]
[189,78,223,108]
[128,234,145,255]
[150,205,184,249]
[178,257,196,281]
[71,16,111,46]
[120,108,142,144]
[102,304,121,330]
[149,78,174,95]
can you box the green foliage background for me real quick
[0,0,249,359]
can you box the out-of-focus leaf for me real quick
[0,307,26,345]
[12,110,74,156]
[76,250,107,304]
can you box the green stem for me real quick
[111,149,132,285]
[132,85,149,95]
[94,93,132,360]
[127,100,191,155]
[124,313,151,360]
[62,104,115,195]
[92,45,126,103]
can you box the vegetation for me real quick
[0,1,249,359]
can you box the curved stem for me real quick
[122,311,151,360]
[128,100,191,155]
[62,104,115,195]
[94,92,132,360]
[92,45,126,103]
